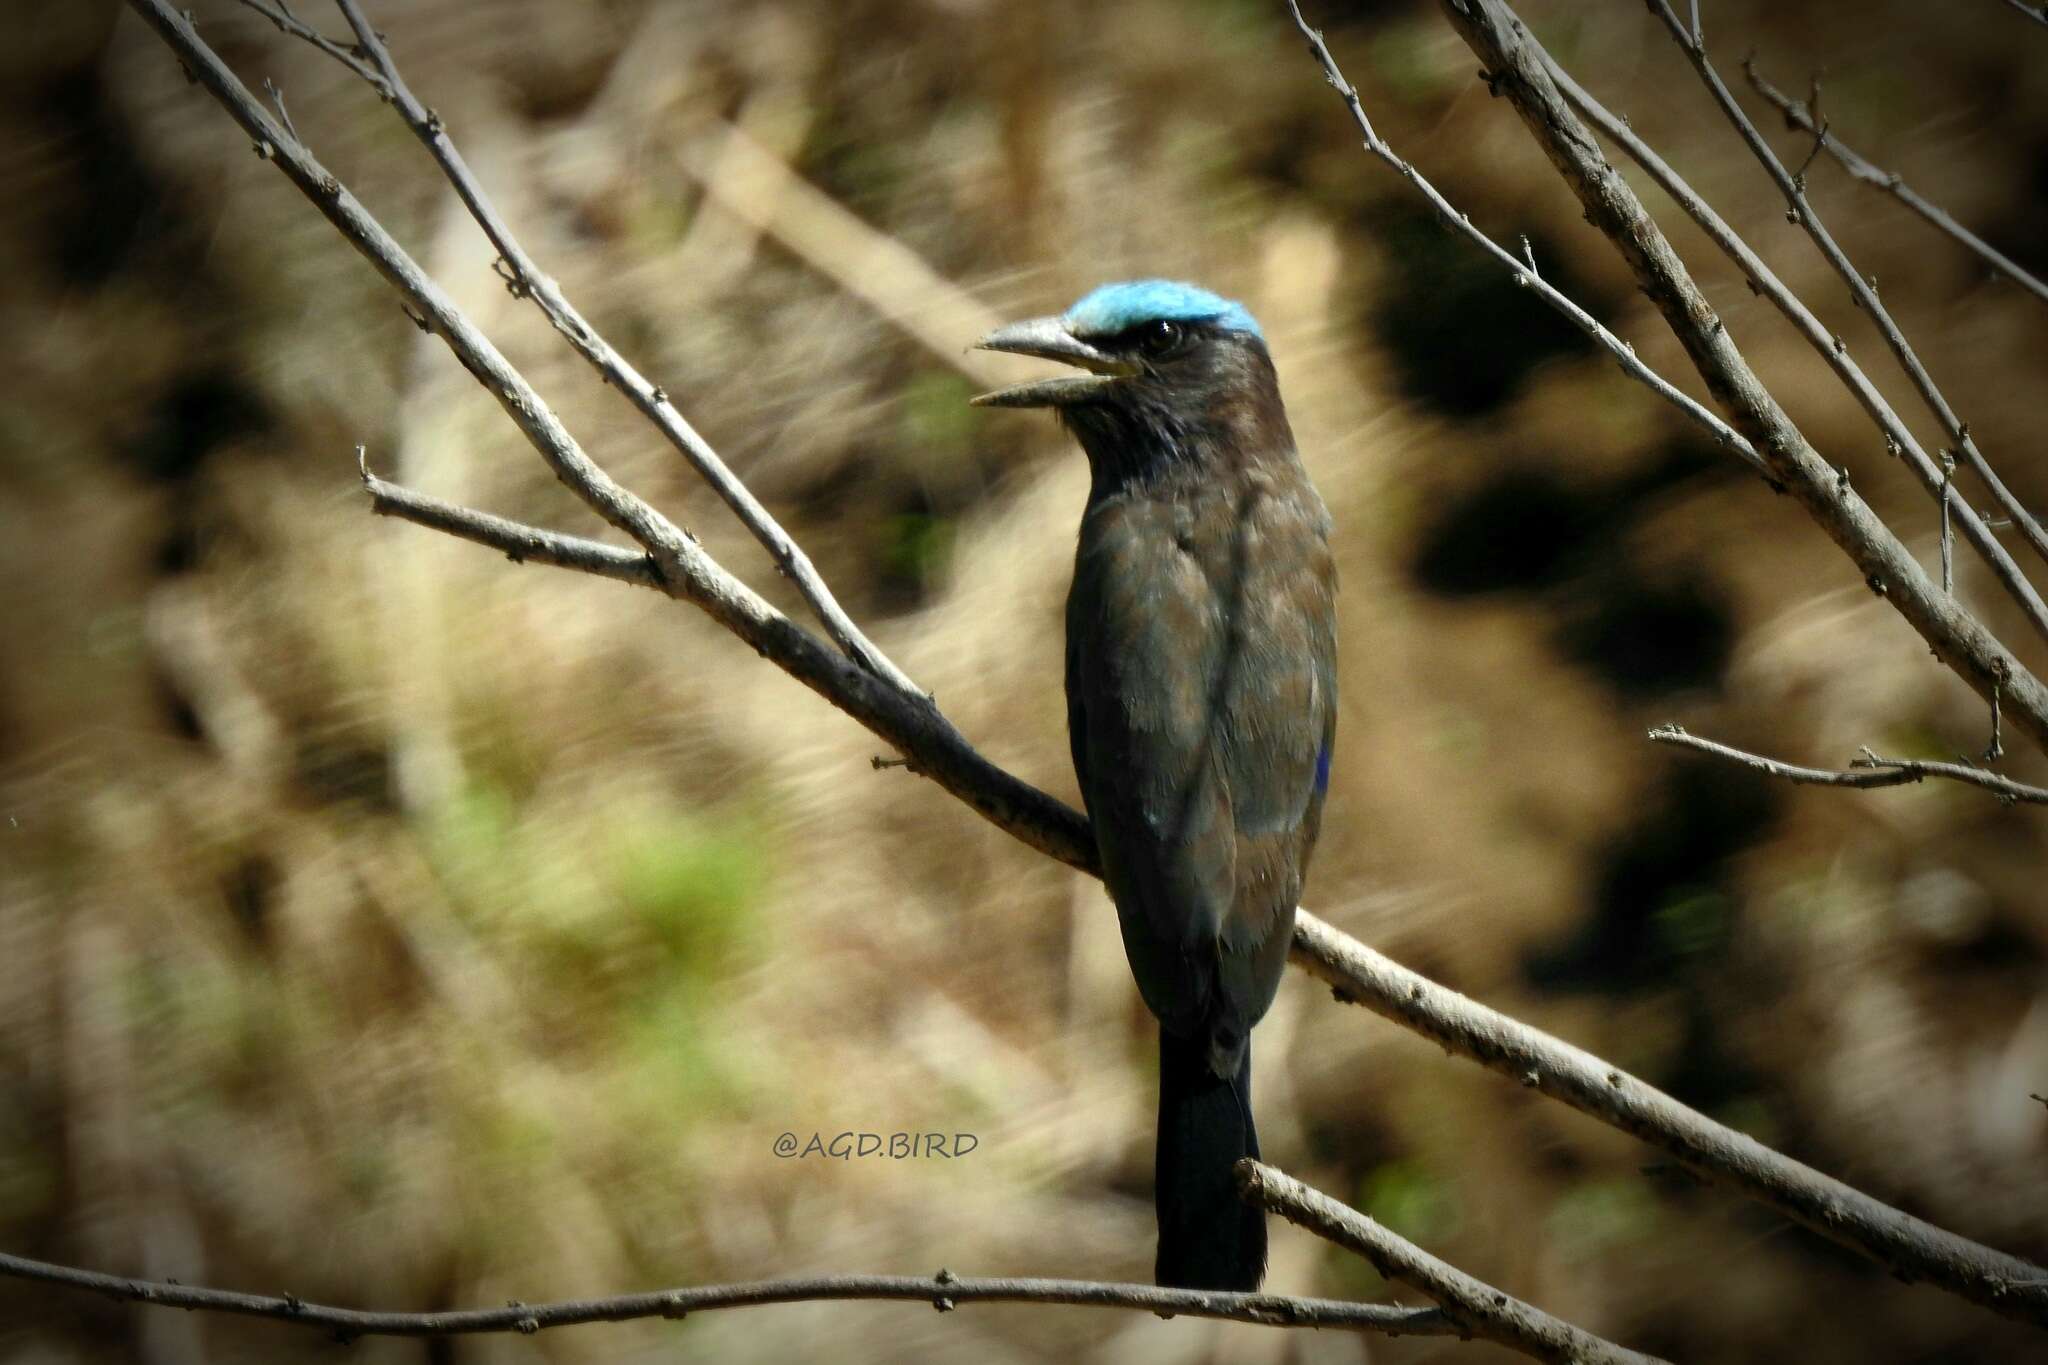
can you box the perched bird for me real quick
[972,280,1338,1290]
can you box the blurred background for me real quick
[3,1,2046,1360]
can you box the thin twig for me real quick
[127,0,2048,1331]
[0,1252,1452,1341]
[1241,1162,1667,1363]
[1943,450,1957,594]
[1280,0,1766,475]
[1546,56,2048,642]
[1420,0,2048,758]
[1648,724,2048,804]
[359,447,665,591]
[1745,65,2048,310]
[260,75,297,142]
[1988,679,2006,761]
[1646,0,2048,593]
[233,0,388,94]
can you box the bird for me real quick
[971,280,1338,1291]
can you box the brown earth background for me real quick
[3,1,2047,1361]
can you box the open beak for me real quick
[969,316,1136,407]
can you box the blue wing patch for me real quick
[1314,740,1332,795]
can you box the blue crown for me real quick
[1063,279,1263,341]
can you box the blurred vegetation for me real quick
[2,1,2046,1361]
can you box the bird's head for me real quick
[971,280,1289,481]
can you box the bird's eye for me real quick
[1138,320,1184,356]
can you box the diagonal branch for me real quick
[1412,0,2048,757]
[0,1251,1454,1341]
[1289,912,2048,1326]
[124,0,2048,1334]
[1280,0,1767,476]
[1241,1162,1667,1364]
[1541,58,2048,641]
[1740,61,2048,572]
[1640,1,2048,603]
[1648,724,2048,804]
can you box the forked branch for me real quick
[1416,0,2048,757]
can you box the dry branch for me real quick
[0,1251,1453,1342]
[1636,0,2048,598]
[1648,725,2048,805]
[104,0,2048,1339]
[1290,912,2048,1325]
[1279,0,1766,476]
[1243,1162,1668,1363]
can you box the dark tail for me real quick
[1154,1028,1264,1290]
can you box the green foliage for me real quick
[1359,1157,1462,1246]
[421,779,766,1120]
[1544,1176,1659,1264]
[880,511,956,589]
[1651,886,1734,963]
[898,369,983,454]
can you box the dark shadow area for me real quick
[129,370,273,488]
[1523,761,1779,995]
[1368,203,1609,417]
[1411,467,1600,594]
[1981,135,2048,284]
[32,67,161,287]
[1553,569,1734,700]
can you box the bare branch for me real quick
[1289,910,2048,1326]
[1647,724,2048,804]
[0,1251,1452,1341]
[1643,0,2048,599]
[1545,57,2048,641]
[1413,0,2048,756]
[1280,0,1767,475]
[1740,63,2048,572]
[1944,451,1957,595]
[359,447,665,591]
[1241,1162,1667,1364]
[232,0,388,94]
